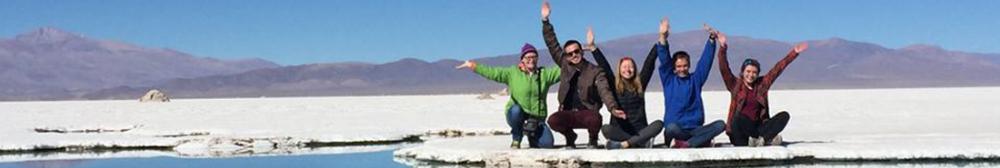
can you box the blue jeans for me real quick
[506,104,554,148]
[664,120,725,148]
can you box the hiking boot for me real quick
[749,137,764,147]
[563,135,577,149]
[605,140,623,150]
[510,140,521,149]
[767,135,783,146]
[586,139,600,149]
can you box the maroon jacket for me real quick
[718,45,800,134]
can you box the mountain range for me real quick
[3,27,1000,100]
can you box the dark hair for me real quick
[671,51,690,66]
[563,40,582,56]
[741,58,760,72]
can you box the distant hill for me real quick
[4,27,1000,100]
[0,27,279,100]
[83,31,1000,99]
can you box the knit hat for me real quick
[520,43,538,59]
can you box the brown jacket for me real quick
[542,20,619,112]
[718,45,800,133]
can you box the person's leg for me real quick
[577,110,603,148]
[506,104,526,143]
[729,115,755,146]
[760,112,790,144]
[601,124,632,149]
[547,110,577,148]
[686,120,726,148]
[664,123,693,140]
[626,120,664,148]
[663,122,691,148]
[601,124,632,141]
[535,123,555,148]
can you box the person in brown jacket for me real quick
[541,1,623,149]
[717,32,808,147]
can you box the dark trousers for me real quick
[728,111,790,146]
[506,104,554,148]
[547,109,602,146]
[602,120,663,148]
[664,120,726,148]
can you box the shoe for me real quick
[586,139,600,149]
[767,135,783,146]
[510,140,521,149]
[562,145,576,149]
[605,140,623,150]
[672,140,689,149]
[749,137,764,147]
[563,135,577,149]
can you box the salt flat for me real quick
[2,87,999,165]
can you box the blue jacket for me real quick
[658,39,716,130]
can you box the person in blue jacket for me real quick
[658,23,726,148]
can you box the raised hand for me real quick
[659,17,670,43]
[455,60,477,70]
[718,32,728,47]
[704,23,719,40]
[541,1,551,21]
[793,42,808,53]
[586,26,595,51]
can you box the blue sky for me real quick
[2,0,997,65]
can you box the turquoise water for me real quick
[3,150,998,168]
[0,150,406,168]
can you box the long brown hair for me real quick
[615,57,643,95]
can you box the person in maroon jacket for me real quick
[716,32,808,147]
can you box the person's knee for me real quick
[710,120,726,129]
[665,123,681,132]
[600,125,614,135]
[547,117,566,131]
[775,111,790,120]
[664,123,684,137]
[650,120,664,126]
[508,104,523,115]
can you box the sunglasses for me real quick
[564,49,582,56]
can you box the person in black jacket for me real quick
[586,24,664,149]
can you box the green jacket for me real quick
[474,65,560,118]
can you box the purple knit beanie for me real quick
[520,43,537,59]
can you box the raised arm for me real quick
[716,33,737,92]
[457,60,512,84]
[759,42,807,90]
[541,1,564,67]
[587,27,622,110]
[638,44,657,89]
[693,24,718,87]
[656,18,675,83]
[587,27,617,90]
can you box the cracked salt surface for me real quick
[2,87,999,166]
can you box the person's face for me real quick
[742,65,759,84]
[619,59,635,80]
[521,52,538,70]
[563,43,583,65]
[674,58,690,77]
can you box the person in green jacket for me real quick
[456,43,560,149]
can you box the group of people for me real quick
[456,1,806,149]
